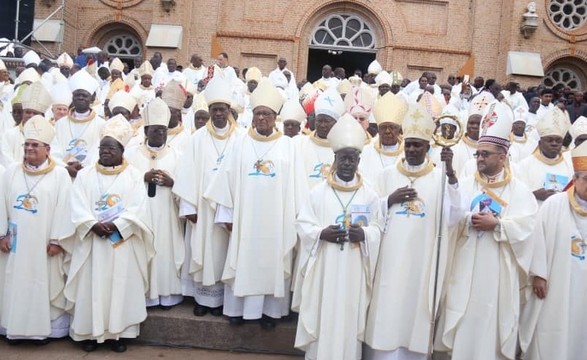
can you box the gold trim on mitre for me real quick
[572,140,587,172]
[373,92,408,126]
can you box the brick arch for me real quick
[542,50,587,89]
[292,0,393,80]
[83,15,148,51]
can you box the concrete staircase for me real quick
[139,301,303,356]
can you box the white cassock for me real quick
[204,129,308,319]
[53,111,106,168]
[237,93,253,128]
[126,144,184,307]
[364,161,462,360]
[153,71,186,89]
[129,85,156,110]
[125,120,145,152]
[0,161,74,339]
[435,170,537,360]
[518,151,574,206]
[64,163,154,343]
[182,107,195,134]
[525,113,540,142]
[166,124,189,156]
[295,132,335,189]
[508,135,538,163]
[536,103,554,118]
[173,123,242,308]
[294,175,382,360]
[519,190,587,360]
[183,65,206,87]
[451,137,478,176]
[358,142,402,186]
[0,125,24,167]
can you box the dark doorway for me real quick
[306,48,375,82]
[0,0,34,45]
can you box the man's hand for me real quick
[348,224,365,243]
[186,214,198,223]
[471,212,499,231]
[440,147,458,184]
[66,161,83,178]
[47,243,63,256]
[91,222,114,238]
[0,236,11,253]
[144,169,158,184]
[533,188,556,201]
[388,186,418,207]
[157,170,174,187]
[320,225,347,243]
[532,276,548,299]
[225,223,233,232]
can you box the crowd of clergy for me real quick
[0,47,585,360]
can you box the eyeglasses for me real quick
[22,142,48,149]
[473,151,501,158]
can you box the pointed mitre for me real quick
[250,79,284,113]
[375,71,392,87]
[337,79,352,95]
[51,81,72,106]
[570,116,587,140]
[390,71,403,86]
[109,57,125,72]
[109,90,137,113]
[513,106,529,124]
[367,60,382,75]
[280,99,307,123]
[143,97,170,127]
[314,87,345,120]
[161,80,187,110]
[69,68,99,94]
[327,113,368,152]
[536,107,570,138]
[344,86,375,115]
[478,100,514,151]
[23,114,55,145]
[15,68,41,85]
[204,76,232,106]
[418,91,443,119]
[348,75,362,87]
[23,50,41,66]
[468,92,495,117]
[245,67,262,83]
[373,92,408,126]
[21,81,52,113]
[403,103,436,141]
[138,61,154,77]
[100,114,134,147]
[57,53,74,68]
[572,140,587,172]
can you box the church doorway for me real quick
[306,14,377,82]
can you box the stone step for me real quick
[139,301,303,357]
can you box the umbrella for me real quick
[82,46,102,54]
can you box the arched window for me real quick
[543,66,582,89]
[104,34,142,57]
[311,14,375,50]
[548,0,587,31]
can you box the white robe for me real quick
[204,130,308,318]
[295,178,382,360]
[127,145,184,307]
[508,136,537,163]
[365,162,462,359]
[518,152,574,206]
[183,65,206,87]
[53,112,105,168]
[0,163,74,339]
[172,124,242,307]
[519,192,587,360]
[358,143,402,186]
[64,164,154,343]
[451,138,477,177]
[295,134,335,189]
[436,174,538,360]
[0,126,23,167]
[166,126,189,156]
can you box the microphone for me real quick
[148,182,156,198]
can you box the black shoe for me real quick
[210,306,223,316]
[7,339,22,346]
[81,340,98,352]
[227,316,244,326]
[193,303,208,316]
[259,315,277,330]
[34,338,51,346]
[110,339,127,353]
[159,305,173,311]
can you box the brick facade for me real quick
[33,0,587,89]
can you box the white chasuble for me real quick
[519,191,587,360]
[358,142,402,186]
[204,130,308,299]
[0,163,73,339]
[173,124,242,307]
[54,112,105,168]
[518,152,573,206]
[436,173,537,360]
[295,178,382,360]
[127,145,184,306]
[295,132,335,189]
[365,161,462,359]
[64,164,154,343]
